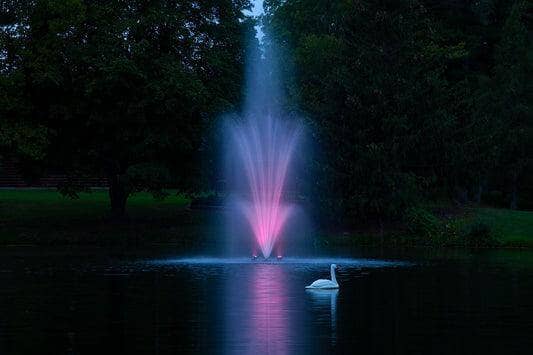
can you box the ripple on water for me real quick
[147,256,411,269]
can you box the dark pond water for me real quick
[1,247,533,354]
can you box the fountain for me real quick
[229,114,300,259]
[146,6,411,352]
[225,24,303,259]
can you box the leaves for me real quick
[0,0,253,209]
[265,0,533,224]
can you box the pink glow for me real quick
[250,265,290,354]
[232,115,299,258]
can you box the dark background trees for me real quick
[263,0,532,227]
[1,0,531,227]
[1,0,253,217]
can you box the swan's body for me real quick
[305,264,339,289]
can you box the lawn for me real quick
[316,205,533,249]
[472,207,533,247]
[1,189,532,249]
[0,189,223,247]
[0,188,189,222]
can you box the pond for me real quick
[1,247,532,354]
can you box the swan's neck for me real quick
[330,267,337,284]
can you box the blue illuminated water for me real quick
[1,248,532,354]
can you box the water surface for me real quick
[1,248,532,354]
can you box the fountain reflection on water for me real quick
[151,257,409,354]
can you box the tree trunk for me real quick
[455,186,469,205]
[474,179,484,205]
[109,174,128,219]
[510,174,518,210]
[378,216,384,246]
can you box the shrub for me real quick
[404,207,445,244]
[460,221,497,247]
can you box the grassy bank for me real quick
[320,206,533,248]
[0,189,223,247]
[1,189,532,249]
[474,208,533,246]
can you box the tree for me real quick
[489,1,532,208]
[1,0,253,217]
[264,0,467,225]
[263,0,531,227]
[0,2,49,171]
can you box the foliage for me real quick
[0,0,254,216]
[398,206,498,247]
[264,0,533,226]
[460,220,496,248]
[404,207,444,241]
[487,0,533,209]
[1,0,531,228]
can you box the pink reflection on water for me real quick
[249,265,289,355]
[232,115,300,258]
[224,265,291,355]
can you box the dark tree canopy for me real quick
[1,0,254,216]
[1,0,531,225]
[263,0,532,225]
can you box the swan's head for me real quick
[331,264,337,270]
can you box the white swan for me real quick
[305,264,339,289]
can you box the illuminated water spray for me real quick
[225,2,304,259]
[231,114,300,258]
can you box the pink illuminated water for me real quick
[231,115,300,258]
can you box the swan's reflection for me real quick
[306,289,338,345]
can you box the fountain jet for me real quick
[231,114,300,258]
[225,24,303,259]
